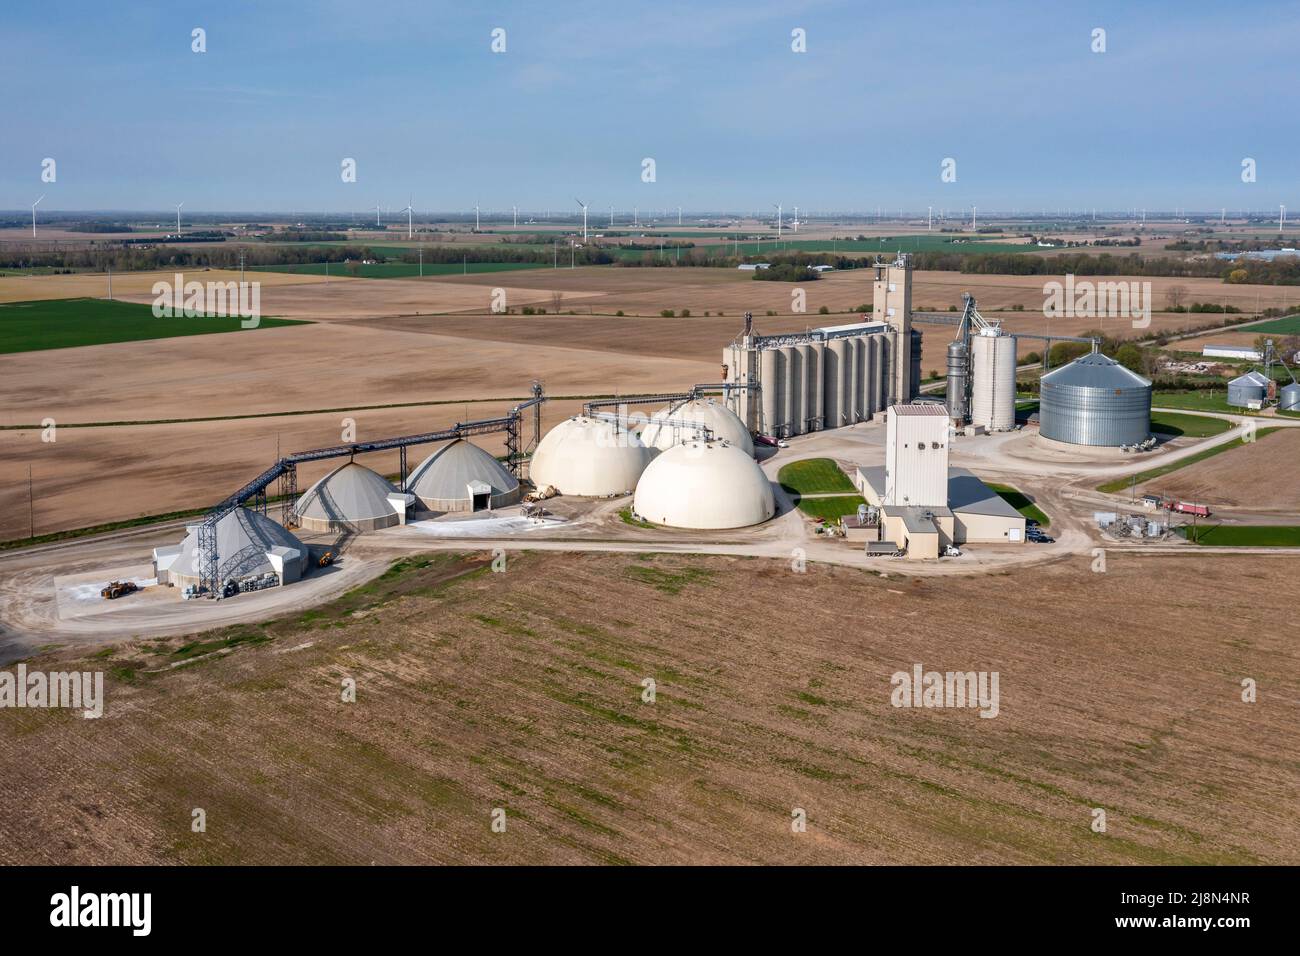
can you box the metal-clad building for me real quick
[1039,352,1152,446]
[1227,370,1271,407]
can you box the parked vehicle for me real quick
[100,580,139,600]
[1171,501,1211,517]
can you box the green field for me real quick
[0,298,307,355]
[793,494,867,522]
[1238,314,1300,335]
[1151,389,1289,415]
[1149,411,1233,437]
[1180,524,1300,547]
[250,260,548,280]
[1097,427,1281,494]
[777,458,857,495]
[986,482,1050,527]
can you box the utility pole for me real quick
[28,465,35,539]
[419,247,423,278]
[107,265,113,301]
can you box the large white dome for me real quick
[529,416,654,497]
[640,398,754,457]
[633,440,775,529]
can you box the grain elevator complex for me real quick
[721,256,922,437]
[128,249,1230,605]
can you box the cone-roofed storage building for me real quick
[155,507,310,590]
[405,438,522,512]
[294,461,412,531]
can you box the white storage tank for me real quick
[633,440,775,529]
[971,330,1017,431]
[640,398,755,457]
[529,416,653,497]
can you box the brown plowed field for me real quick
[1136,427,1300,510]
[0,550,1294,865]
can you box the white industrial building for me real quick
[633,439,774,529]
[639,397,755,457]
[1202,345,1262,362]
[855,403,1026,559]
[530,415,654,497]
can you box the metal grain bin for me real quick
[1039,351,1152,446]
[1280,382,1300,411]
[1226,370,1270,408]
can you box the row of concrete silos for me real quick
[758,335,890,437]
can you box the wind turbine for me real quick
[773,204,782,239]
[31,195,44,238]
[175,201,184,235]
[402,197,413,239]
[1281,204,1287,232]
[609,205,614,228]
[678,206,682,226]
[376,202,382,227]
[513,205,518,228]
[793,205,799,232]
[474,204,480,231]
[576,198,588,241]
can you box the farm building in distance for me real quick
[1203,345,1263,362]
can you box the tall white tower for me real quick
[884,404,950,508]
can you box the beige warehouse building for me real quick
[855,403,1026,558]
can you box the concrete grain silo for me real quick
[632,440,775,529]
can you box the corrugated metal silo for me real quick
[946,340,970,423]
[909,328,923,399]
[1039,351,1152,446]
[1280,382,1300,411]
[971,331,1017,431]
[1227,370,1270,407]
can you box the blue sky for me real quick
[2,0,1297,214]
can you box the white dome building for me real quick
[639,398,755,457]
[405,438,521,512]
[529,415,654,497]
[633,439,775,529]
[295,461,411,531]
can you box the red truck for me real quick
[1171,501,1211,517]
